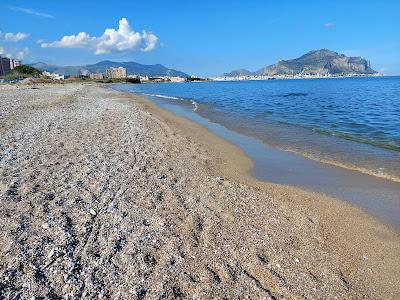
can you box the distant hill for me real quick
[29,61,189,77]
[225,49,377,77]
[223,69,253,77]
[28,62,86,76]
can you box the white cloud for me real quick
[8,6,55,18]
[15,47,30,60]
[324,22,335,29]
[0,46,29,60]
[43,32,94,49]
[4,32,29,42]
[41,18,158,54]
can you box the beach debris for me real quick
[48,248,56,258]
[89,209,97,216]
[216,176,224,181]
[146,111,152,115]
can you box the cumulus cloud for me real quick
[0,46,29,60]
[41,18,158,54]
[15,47,30,59]
[3,32,29,42]
[324,22,335,29]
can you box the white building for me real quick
[42,71,65,80]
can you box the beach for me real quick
[0,82,399,299]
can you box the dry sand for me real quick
[0,83,399,299]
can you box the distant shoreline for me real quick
[210,73,383,82]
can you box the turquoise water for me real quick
[115,77,400,181]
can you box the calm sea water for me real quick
[115,77,400,180]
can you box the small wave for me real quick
[142,93,199,112]
[141,93,183,100]
[282,93,308,97]
[314,128,400,152]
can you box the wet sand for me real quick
[0,83,399,299]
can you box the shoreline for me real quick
[115,85,400,228]
[119,86,400,226]
[220,119,400,184]
[116,86,400,294]
[1,82,399,298]
[116,79,400,185]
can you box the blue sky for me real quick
[1,0,399,75]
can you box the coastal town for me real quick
[211,71,383,81]
[0,55,192,83]
[1,51,383,85]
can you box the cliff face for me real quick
[254,49,377,75]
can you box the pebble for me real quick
[48,249,55,258]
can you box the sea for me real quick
[113,76,400,227]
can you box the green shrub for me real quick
[6,65,41,79]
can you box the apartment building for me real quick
[0,56,22,76]
[106,67,127,79]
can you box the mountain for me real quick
[87,61,189,77]
[223,69,253,77]
[29,61,189,77]
[29,62,85,76]
[224,49,377,77]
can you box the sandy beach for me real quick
[0,82,399,299]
